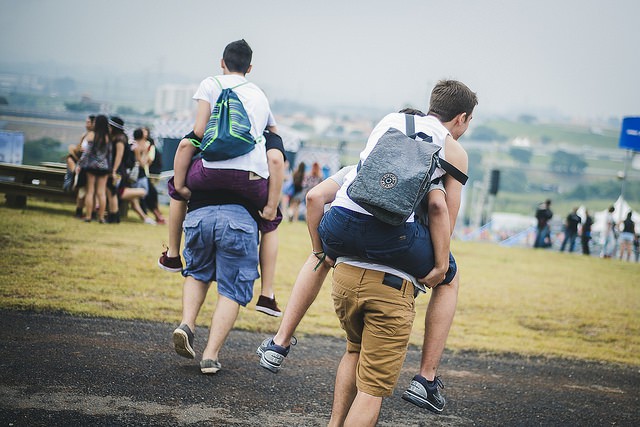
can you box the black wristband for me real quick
[183,130,201,142]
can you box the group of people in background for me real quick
[281,160,324,222]
[64,114,165,225]
[534,198,638,261]
[601,207,638,261]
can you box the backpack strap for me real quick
[438,157,468,185]
[405,113,415,137]
[231,81,250,90]
[405,114,433,142]
[405,114,468,185]
[212,76,250,91]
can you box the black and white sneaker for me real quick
[173,324,195,359]
[256,336,296,373]
[402,375,446,413]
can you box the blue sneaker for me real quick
[402,375,446,413]
[256,336,296,373]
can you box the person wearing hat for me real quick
[107,117,156,225]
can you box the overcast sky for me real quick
[1,0,639,120]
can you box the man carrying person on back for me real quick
[171,105,289,373]
[159,39,285,316]
[326,80,476,423]
[258,80,478,419]
[171,200,260,374]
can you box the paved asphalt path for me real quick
[0,309,638,426]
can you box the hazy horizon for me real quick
[1,0,639,120]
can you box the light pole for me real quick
[618,117,640,222]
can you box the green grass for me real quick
[484,120,619,149]
[1,199,638,366]
[491,191,616,217]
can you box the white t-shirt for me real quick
[331,113,450,222]
[193,75,277,178]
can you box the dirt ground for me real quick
[0,309,638,426]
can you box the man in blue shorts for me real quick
[172,203,259,374]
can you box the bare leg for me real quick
[120,188,149,222]
[273,254,330,347]
[130,197,149,222]
[419,273,459,381]
[280,195,290,220]
[66,156,76,171]
[83,173,96,221]
[328,351,359,427]
[289,199,300,222]
[201,294,240,362]
[259,230,278,298]
[344,391,382,427]
[167,198,187,258]
[180,276,210,332]
[153,207,165,223]
[95,175,108,221]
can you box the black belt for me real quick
[382,273,419,298]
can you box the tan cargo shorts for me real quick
[332,263,416,397]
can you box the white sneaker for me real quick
[144,217,157,225]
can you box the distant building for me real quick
[0,130,24,164]
[154,84,198,117]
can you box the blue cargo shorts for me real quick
[182,205,260,306]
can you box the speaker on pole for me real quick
[489,169,500,195]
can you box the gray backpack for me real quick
[347,114,467,226]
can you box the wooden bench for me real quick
[0,161,172,212]
[39,161,68,170]
[0,162,76,208]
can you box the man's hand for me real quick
[175,186,192,201]
[419,265,447,289]
[259,205,277,221]
[324,254,336,267]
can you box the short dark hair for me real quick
[133,128,144,140]
[223,39,253,74]
[428,80,478,123]
[398,108,426,117]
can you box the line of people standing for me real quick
[284,161,324,222]
[534,199,637,260]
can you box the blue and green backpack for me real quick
[192,77,257,161]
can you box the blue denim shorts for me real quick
[131,176,149,196]
[182,205,260,306]
[319,207,457,283]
